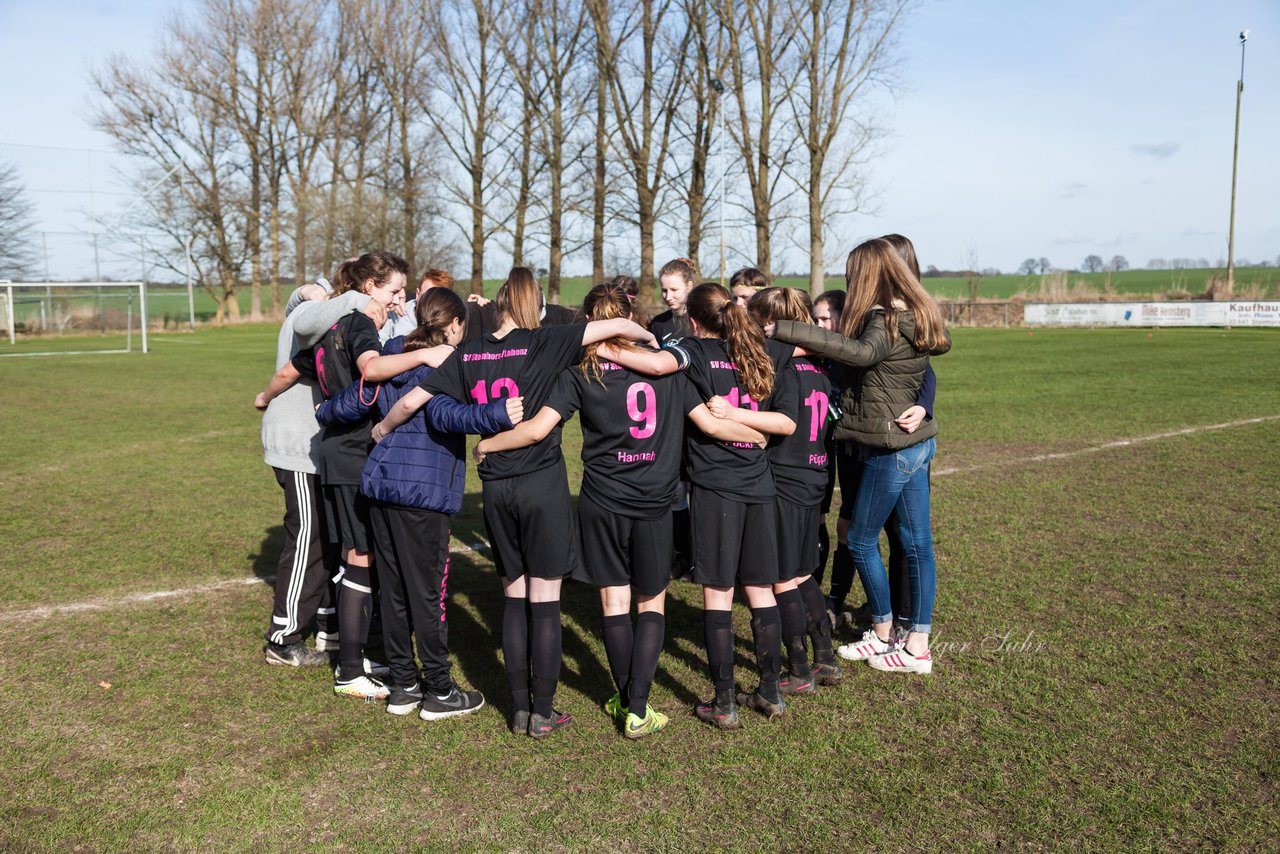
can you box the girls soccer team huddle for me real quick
[255,235,950,739]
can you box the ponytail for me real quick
[687,283,774,402]
[579,284,637,384]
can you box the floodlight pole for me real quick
[710,75,727,287]
[1226,30,1247,293]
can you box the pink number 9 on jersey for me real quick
[626,381,657,439]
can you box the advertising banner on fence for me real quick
[1025,301,1280,328]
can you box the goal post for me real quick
[1,281,148,356]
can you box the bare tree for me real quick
[1108,254,1129,272]
[670,0,730,272]
[719,0,806,279]
[588,0,692,303]
[91,6,250,322]
[1038,256,1051,274]
[1017,258,1038,275]
[421,0,511,294]
[1081,254,1103,273]
[789,0,906,294]
[498,0,591,302]
[0,161,37,277]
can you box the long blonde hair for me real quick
[579,284,638,385]
[687,283,774,402]
[495,267,542,330]
[840,238,948,351]
[748,287,813,327]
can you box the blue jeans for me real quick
[846,437,937,634]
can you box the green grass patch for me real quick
[0,324,1277,848]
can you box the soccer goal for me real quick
[1,282,148,357]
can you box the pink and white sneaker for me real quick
[836,629,896,662]
[868,646,933,675]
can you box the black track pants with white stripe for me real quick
[266,468,335,646]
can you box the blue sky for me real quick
[1,0,1276,280]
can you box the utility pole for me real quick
[710,76,726,287]
[1226,30,1247,294]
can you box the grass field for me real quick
[118,264,1280,322]
[2,324,1278,849]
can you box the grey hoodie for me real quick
[260,287,372,473]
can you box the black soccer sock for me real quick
[829,542,856,609]
[775,588,812,678]
[601,613,634,709]
[749,605,782,691]
[703,609,735,693]
[529,601,563,719]
[629,612,665,713]
[337,563,372,680]
[814,524,830,587]
[799,577,836,664]
[502,597,530,714]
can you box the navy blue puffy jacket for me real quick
[316,337,512,514]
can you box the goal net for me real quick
[1,282,148,357]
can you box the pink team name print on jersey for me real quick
[794,362,827,374]
[463,348,529,361]
[709,359,737,371]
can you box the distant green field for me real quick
[133,265,1278,321]
[1,324,1277,849]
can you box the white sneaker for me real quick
[836,629,896,662]
[868,646,933,675]
[334,673,391,700]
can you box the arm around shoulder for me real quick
[773,315,891,368]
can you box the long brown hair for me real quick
[879,233,922,280]
[495,266,542,330]
[579,284,638,385]
[748,287,813,327]
[687,283,774,402]
[403,287,466,351]
[331,251,409,296]
[840,238,947,351]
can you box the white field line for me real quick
[4,415,1275,624]
[0,538,493,624]
[929,414,1280,477]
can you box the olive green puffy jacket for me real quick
[773,309,950,450]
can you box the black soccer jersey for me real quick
[420,324,585,481]
[548,362,695,519]
[292,312,382,485]
[680,337,795,503]
[649,309,692,346]
[767,355,834,507]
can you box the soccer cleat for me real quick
[333,673,390,700]
[263,641,329,668]
[695,690,740,730]
[527,709,574,739]
[837,628,896,662]
[332,658,392,681]
[624,705,670,739]
[509,710,530,735]
[419,684,485,721]
[604,692,629,725]
[777,671,817,695]
[386,684,423,716]
[811,661,844,686]
[868,646,933,675]
[737,687,786,719]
